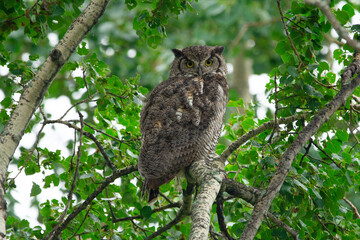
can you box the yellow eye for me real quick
[186,60,194,68]
[205,59,213,66]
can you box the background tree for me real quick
[0,0,360,239]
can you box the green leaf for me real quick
[51,5,65,16]
[274,40,289,55]
[78,42,89,56]
[303,84,323,98]
[140,206,152,219]
[1,97,12,108]
[241,117,255,131]
[335,130,348,142]
[30,182,41,197]
[288,66,299,77]
[335,10,350,25]
[326,139,342,153]
[29,54,39,61]
[125,0,137,10]
[311,188,322,199]
[293,179,308,192]
[318,61,329,72]
[228,99,244,108]
[342,4,355,18]
[147,35,162,49]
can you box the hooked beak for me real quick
[197,66,203,76]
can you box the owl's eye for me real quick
[186,60,194,68]
[205,59,213,66]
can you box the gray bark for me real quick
[0,0,110,237]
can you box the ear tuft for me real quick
[172,49,184,58]
[213,46,224,55]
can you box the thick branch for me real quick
[223,178,262,205]
[188,160,225,240]
[240,55,360,240]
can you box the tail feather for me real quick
[142,179,159,204]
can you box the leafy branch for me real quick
[304,0,360,52]
[41,164,138,240]
[239,51,360,240]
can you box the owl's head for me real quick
[169,45,227,78]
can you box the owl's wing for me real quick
[139,76,204,179]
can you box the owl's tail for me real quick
[142,179,159,204]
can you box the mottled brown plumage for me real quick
[138,45,229,203]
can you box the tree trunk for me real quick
[0,0,110,236]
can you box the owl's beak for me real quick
[197,66,203,76]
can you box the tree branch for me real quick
[112,201,182,223]
[239,52,360,240]
[266,212,299,239]
[41,164,137,240]
[188,161,225,239]
[0,0,110,235]
[343,197,360,219]
[277,0,304,67]
[45,119,118,171]
[304,0,360,52]
[217,113,309,163]
[46,112,84,239]
[216,193,235,240]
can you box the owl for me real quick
[138,45,229,203]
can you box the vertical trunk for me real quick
[231,50,252,107]
[0,0,110,236]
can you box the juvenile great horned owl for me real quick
[138,45,229,203]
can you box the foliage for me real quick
[1,0,360,239]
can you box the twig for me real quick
[45,119,118,171]
[216,193,235,240]
[45,112,84,239]
[343,197,360,219]
[41,164,138,240]
[313,77,338,89]
[131,219,151,235]
[314,213,339,240]
[106,90,128,99]
[268,74,279,144]
[304,0,360,52]
[230,18,281,50]
[59,92,98,120]
[113,201,182,222]
[277,0,304,67]
[69,206,91,239]
[312,140,341,168]
[266,212,299,239]
[82,67,90,98]
[7,111,46,188]
[8,0,41,21]
[299,139,312,166]
[223,178,262,205]
[217,113,309,163]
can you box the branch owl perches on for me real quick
[138,45,229,203]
